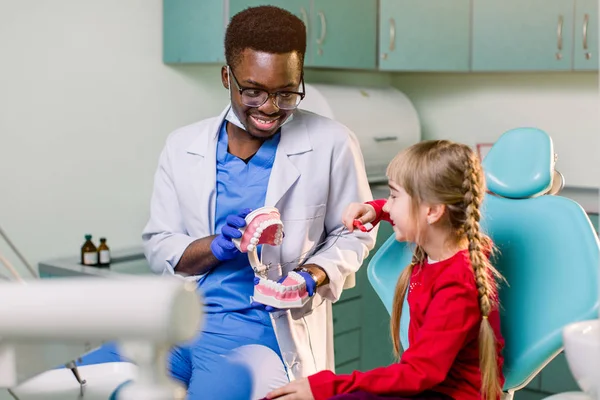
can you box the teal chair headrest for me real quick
[483,128,555,199]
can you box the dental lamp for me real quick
[0,275,202,400]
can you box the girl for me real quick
[265,140,505,400]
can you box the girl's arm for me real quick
[308,269,480,399]
[365,199,393,225]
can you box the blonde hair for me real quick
[386,140,504,400]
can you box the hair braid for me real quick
[390,245,425,359]
[462,150,502,399]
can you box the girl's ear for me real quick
[426,204,446,225]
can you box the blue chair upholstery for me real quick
[367,128,599,397]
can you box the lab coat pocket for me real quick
[280,204,327,269]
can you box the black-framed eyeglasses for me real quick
[228,67,305,110]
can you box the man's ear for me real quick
[426,204,446,225]
[221,65,229,89]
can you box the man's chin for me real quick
[247,126,280,139]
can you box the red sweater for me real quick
[308,200,505,400]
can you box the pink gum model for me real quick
[253,271,310,309]
[233,207,284,252]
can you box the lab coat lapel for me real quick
[265,115,312,208]
[185,106,229,235]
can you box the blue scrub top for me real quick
[197,121,281,353]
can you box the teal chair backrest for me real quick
[367,128,600,393]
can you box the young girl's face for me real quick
[383,181,427,243]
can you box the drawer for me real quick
[334,330,361,365]
[332,298,361,334]
[336,359,360,375]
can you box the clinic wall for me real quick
[0,0,598,284]
[0,0,228,280]
[391,72,600,190]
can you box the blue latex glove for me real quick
[210,208,252,261]
[296,271,317,297]
[251,271,317,312]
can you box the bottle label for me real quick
[99,250,111,264]
[83,252,98,265]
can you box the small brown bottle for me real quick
[98,237,111,267]
[81,234,98,266]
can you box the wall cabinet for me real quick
[472,0,598,72]
[378,0,471,72]
[163,0,227,63]
[229,0,377,69]
[164,0,376,69]
[309,0,377,70]
[163,1,599,72]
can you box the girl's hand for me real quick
[342,202,376,232]
[264,378,315,400]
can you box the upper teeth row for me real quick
[255,117,275,124]
[258,277,305,292]
[253,219,283,233]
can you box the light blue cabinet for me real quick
[379,0,471,72]
[309,0,377,70]
[574,0,599,70]
[164,1,594,71]
[472,0,575,71]
[163,0,226,63]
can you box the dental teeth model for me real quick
[253,271,310,309]
[232,207,311,309]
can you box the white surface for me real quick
[0,341,102,388]
[0,276,202,388]
[300,83,421,183]
[0,276,201,342]
[10,362,137,400]
[562,319,600,398]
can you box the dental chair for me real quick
[0,276,202,400]
[367,128,600,400]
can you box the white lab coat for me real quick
[142,105,376,378]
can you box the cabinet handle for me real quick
[389,18,396,52]
[317,11,327,45]
[373,136,398,142]
[583,13,591,59]
[300,7,308,29]
[556,15,563,60]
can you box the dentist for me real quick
[142,5,375,399]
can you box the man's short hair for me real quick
[225,6,306,69]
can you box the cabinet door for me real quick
[228,0,313,66]
[472,0,574,71]
[379,0,470,72]
[574,0,598,70]
[163,0,226,63]
[310,0,378,69]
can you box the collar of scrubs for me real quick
[217,120,281,167]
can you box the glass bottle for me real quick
[98,237,111,267]
[81,234,98,266]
